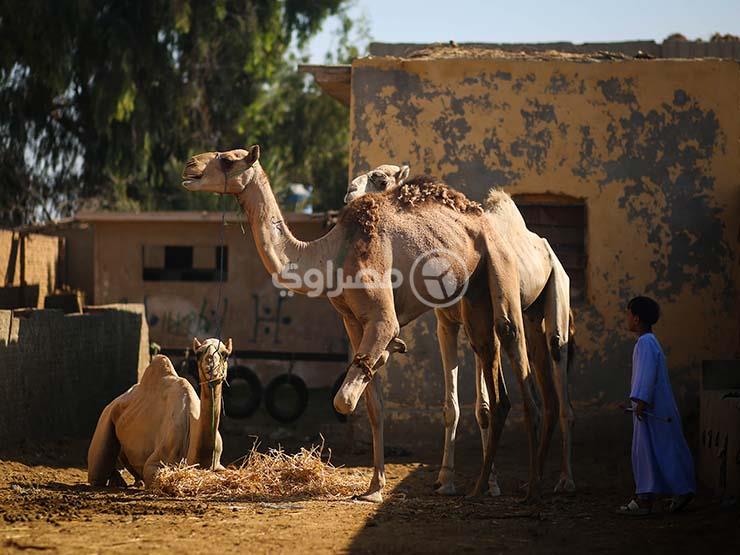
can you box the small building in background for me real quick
[65,210,348,389]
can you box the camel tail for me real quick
[87,403,121,486]
[567,309,576,375]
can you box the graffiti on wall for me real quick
[144,294,228,341]
[250,292,292,344]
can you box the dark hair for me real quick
[627,296,660,327]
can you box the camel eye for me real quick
[369,172,387,185]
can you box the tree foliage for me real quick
[0,0,356,225]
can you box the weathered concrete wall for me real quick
[0,304,149,444]
[0,230,63,308]
[349,56,740,440]
[89,216,348,388]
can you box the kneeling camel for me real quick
[88,337,231,488]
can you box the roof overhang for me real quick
[74,211,334,225]
[299,64,351,106]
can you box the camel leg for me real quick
[87,403,122,487]
[143,452,165,488]
[483,242,540,501]
[461,292,508,498]
[119,451,143,488]
[360,374,386,503]
[525,317,558,485]
[435,313,460,495]
[479,351,509,496]
[336,313,392,503]
[542,250,576,493]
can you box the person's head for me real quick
[627,296,660,334]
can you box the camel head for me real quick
[181,146,261,194]
[344,164,410,203]
[192,337,232,385]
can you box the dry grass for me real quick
[151,441,364,501]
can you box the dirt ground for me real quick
[1,430,738,554]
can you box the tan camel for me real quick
[347,165,576,494]
[181,146,541,502]
[88,337,231,488]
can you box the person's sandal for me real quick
[616,499,652,516]
[668,493,694,513]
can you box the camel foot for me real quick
[488,479,502,497]
[389,337,407,354]
[108,471,127,488]
[516,488,541,504]
[435,482,457,496]
[353,490,383,504]
[133,480,144,488]
[467,479,489,498]
[554,477,576,493]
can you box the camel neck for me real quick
[190,383,222,470]
[235,163,345,297]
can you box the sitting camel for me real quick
[181,146,543,502]
[88,337,231,488]
[347,165,576,494]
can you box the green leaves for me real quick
[0,0,350,224]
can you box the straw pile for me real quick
[151,443,363,500]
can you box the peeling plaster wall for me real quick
[349,57,740,442]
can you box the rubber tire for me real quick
[265,374,309,424]
[223,366,262,418]
[330,371,348,423]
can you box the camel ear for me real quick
[224,338,233,355]
[245,144,260,166]
[192,337,202,352]
[397,165,410,185]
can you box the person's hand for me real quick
[635,399,646,421]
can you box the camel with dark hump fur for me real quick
[180,145,549,502]
[348,164,576,494]
[88,338,231,488]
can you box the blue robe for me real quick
[630,333,695,495]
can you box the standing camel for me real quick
[347,165,576,494]
[180,145,544,502]
[88,338,231,488]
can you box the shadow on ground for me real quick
[344,411,739,554]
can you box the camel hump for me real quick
[484,188,514,212]
[140,354,178,385]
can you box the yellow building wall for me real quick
[350,57,740,421]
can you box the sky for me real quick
[306,0,740,63]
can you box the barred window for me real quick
[513,195,587,303]
[142,245,228,282]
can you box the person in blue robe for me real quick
[618,296,695,516]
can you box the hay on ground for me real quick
[151,442,363,500]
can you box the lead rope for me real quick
[208,158,229,467]
[210,381,217,470]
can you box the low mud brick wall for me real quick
[0,304,149,444]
